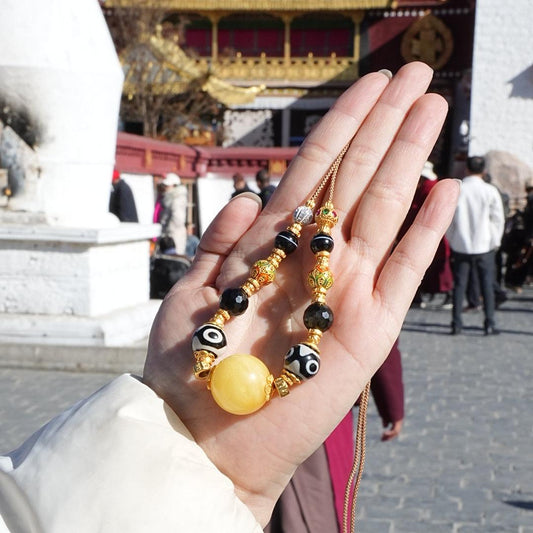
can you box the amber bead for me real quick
[209,354,272,415]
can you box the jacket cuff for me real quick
[2,374,262,533]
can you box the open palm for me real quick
[143,62,459,526]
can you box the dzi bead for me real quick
[310,233,334,253]
[192,324,227,356]
[275,230,299,254]
[303,302,334,331]
[284,343,321,380]
[220,288,249,316]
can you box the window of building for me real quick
[219,13,284,57]
[291,14,353,57]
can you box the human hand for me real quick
[143,62,459,526]
[382,419,404,441]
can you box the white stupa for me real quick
[0,0,160,347]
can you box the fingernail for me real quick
[229,191,263,209]
[453,178,462,187]
[378,68,393,80]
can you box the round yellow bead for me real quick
[210,354,272,415]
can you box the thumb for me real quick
[186,192,262,287]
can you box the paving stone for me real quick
[1,286,532,530]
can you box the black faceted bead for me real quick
[275,230,299,254]
[303,302,334,331]
[220,288,249,316]
[310,233,334,254]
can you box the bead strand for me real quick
[191,143,349,415]
[276,201,338,392]
[192,200,317,382]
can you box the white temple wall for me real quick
[470,0,533,168]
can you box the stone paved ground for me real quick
[1,287,532,532]
[357,287,533,533]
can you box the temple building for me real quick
[104,0,476,174]
[104,0,532,232]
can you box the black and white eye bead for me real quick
[192,324,227,356]
[284,343,321,380]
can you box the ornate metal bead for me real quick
[293,205,314,225]
[303,302,334,331]
[311,233,334,254]
[192,323,227,355]
[315,202,338,232]
[275,230,299,254]
[220,288,249,316]
[308,266,333,291]
[250,259,276,285]
[284,343,321,380]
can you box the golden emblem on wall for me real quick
[401,13,453,70]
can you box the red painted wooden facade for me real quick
[115,131,298,180]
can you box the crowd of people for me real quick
[406,155,533,336]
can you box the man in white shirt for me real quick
[446,156,505,335]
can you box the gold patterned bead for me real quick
[193,350,216,380]
[250,259,277,286]
[308,266,334,290]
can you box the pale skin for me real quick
[143,62,460,527]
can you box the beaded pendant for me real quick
[192,146,348,415]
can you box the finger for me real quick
[259,70,392,217]
[333,62,434,216]
[375,179,460,328]
[184,192,262,288]
[348,92,449,278]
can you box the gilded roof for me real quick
[106,0,392,10]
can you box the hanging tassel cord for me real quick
[342,380,371,533]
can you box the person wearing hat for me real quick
[109,168,139,223]
[159,172,188,255]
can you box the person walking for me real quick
[109,168,138,222]
[255,168,276,208]
[159,172,188,256]
[231,172,252,199]
[446,156,505,335]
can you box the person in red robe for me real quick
[399,162,453,307]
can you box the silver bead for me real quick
[293,205,314,225]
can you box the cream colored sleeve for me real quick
[0,374,262,533]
